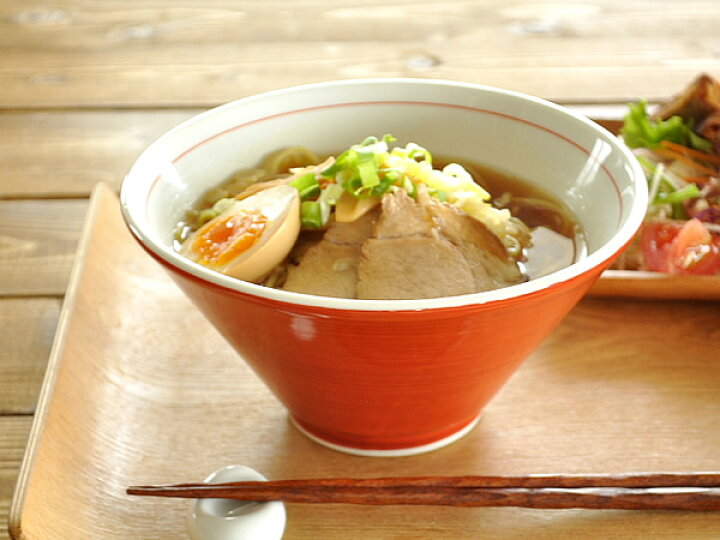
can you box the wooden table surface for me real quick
[1,2,719,538]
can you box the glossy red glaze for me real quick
[146,247,608,451]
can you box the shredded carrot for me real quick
[653,148,718,176]
[659,140,720,166]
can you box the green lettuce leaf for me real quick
[620,100,712,151]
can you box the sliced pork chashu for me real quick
[356,189,475,300]
[357,188,524,300]
[282,209,378,298]
[286,188,524,300]
[418,189,524,290]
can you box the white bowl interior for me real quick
[121,79,646,310]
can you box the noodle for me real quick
[262,147,320,174]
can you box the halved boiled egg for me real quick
[181,185,300,282]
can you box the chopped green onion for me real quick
[319,199,332,225]
[341,173,375,199]
[290,173,320,200]
[371,176,396,197]
[406,143,432,163]
[341,174,360,192]
[402,177,417,197]
[300,201,324,228]
[318,183,344,205]
[321,149,350,177]
[351,185,373,199]
[309,134,503,228]
[429,189,448,202]
[360,136,379,146]
[320,163,339,177]
[357,157,379,187]
[383,169,401,182]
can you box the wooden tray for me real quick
[10,184,720,539]
[592,269,720,300]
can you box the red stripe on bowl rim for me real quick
[126,96,640,312]
[145,100,624,224]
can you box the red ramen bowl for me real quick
[121,79,647,456]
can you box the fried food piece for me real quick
[654,73,720,123]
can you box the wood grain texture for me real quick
[128,473,720,511]
[2,2,720,537]
[10,185,720,539]
[589,270,720,299]
[0,299,60,415]
[0,199,87,295]
[128,483,720,511]
[0,417,32,540]
[0,1,718,107]
[0,110,201,198]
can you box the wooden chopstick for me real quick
[127,473,720,511]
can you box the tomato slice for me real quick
[641,219,720,275]
[641,221,677,273]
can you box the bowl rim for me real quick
[120,77,648,312]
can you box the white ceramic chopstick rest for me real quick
[187,465,286,540]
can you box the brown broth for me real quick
[437,158,573,231]
[437,157,586,278]
[178,151,587,283]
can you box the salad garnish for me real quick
[617,74,720,275]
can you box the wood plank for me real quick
[0,299,60,415]
[0,417,33,540]
[0,110,201,198]
[0,199,87,296]
[0,1,718,107]
[10,185,720,539]
[0,107,623,199]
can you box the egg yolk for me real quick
[191,210,268,267]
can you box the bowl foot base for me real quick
[289,414,482,457]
